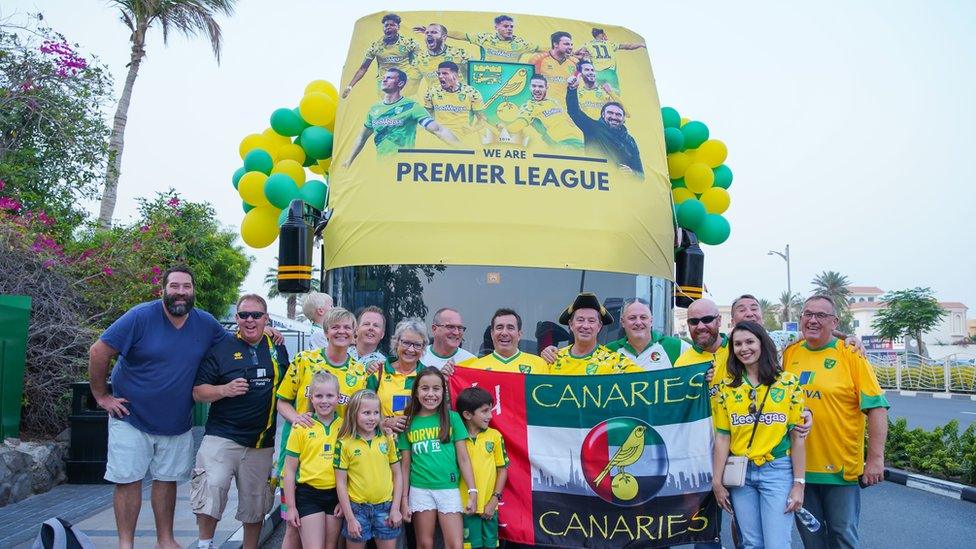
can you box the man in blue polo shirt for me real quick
[191,294,289,549]
[89,266,226,549]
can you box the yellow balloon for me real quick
[696,139,728,168]
[317,157,332,173]
[309,163,324,175]
[239,133,275,160]
[240,206,281,249]
[238,171,270,207]
[679,117,690,127]
[277,143,306,164]
[299,92,337,127]
[684,162,715,194]
[700,187,731,214]
[272,159,306,186]
[667,152,692,179]
[672,188,696,204]
[305,80,339,103]
[262,127,291,147]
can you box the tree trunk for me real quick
[287,294,297,320]
[916,329,926,357]
[98,25,147,229]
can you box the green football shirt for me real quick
[364,96,432,156]
[397,411,467,489]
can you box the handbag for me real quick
[722,384,771,487]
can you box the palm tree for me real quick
[758,298,781,331]
[778,291,802,324]
[98,0,237,228]
[811,270,852,310]
[264,265,320,320]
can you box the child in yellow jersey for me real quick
[335,390,402,548]
[455,387,509,549]
[711,322,806,549]
[283,371,344,549]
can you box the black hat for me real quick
[558,292,614,326]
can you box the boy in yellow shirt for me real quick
[456,387,508,549]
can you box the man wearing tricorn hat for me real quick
[549,292,643,375]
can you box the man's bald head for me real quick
[686,298,721,351]
[687,298,719,318]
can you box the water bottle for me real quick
[795,507,821,533]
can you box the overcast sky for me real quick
[8,0,975,317]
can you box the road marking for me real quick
[933,393,952,399]
[962,412,976,415]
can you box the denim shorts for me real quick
[342,500,401,541]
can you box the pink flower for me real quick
[102,267,114,276]
[0,197,21,211]
[41,259,56,269]
[0,179,5,191]
[151,266,161,275]
[78,249,94,261]
[131,242,142,251]
[37,212,54,226]
[139,225,150,232]
[151,276,160,285]
[167,197,180,207]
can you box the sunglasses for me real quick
[237,311,266,320]
[687,315,718,326]
[748,388,758,415]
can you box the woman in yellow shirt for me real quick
[711,321,806,549]
[369,318,428,435]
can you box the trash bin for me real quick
[0,295,31,440]
[65,382,110,484]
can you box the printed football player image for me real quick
[528,31,579,107]
[566,74,643,176]
[424,61,487,144]
[579,27,646,93]
[576,59,621,120]
[502,74,583,150]
[343,68,459,166]
[411,22,471,93]
[342,13,421,98]
[451,14,541,62]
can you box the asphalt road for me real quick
[885,392,976,430]
[262,481,976,548]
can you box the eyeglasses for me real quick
[687,315,718,326]
[237,311,266,320]
[433,323,466,333]
[800,311,835,320]
[398,341,424,350]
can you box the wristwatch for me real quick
[793,478,806,484]
[492,492,503,501]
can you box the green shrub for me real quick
[886,418,976,485]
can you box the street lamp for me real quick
[767,244,792,322]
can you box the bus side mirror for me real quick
[277,199,313,294]
[674,229,704,309]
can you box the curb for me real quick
[884,389,976,400]
[885,467,976,503]
[219,491,283,549]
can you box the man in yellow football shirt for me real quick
[579,27,646,93]
[411,23,471,93]
[675,298,730,396]
[575,60,621,120]
[450,14,541,63]
[468,309,548,374]
[782,295,888,549]
[503,74,583,150]
[424,61,487,145]
[528,31,579,107]
[342,13,421,99]
[549,292,642,375]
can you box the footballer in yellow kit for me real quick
[576,59,621,119]
[424,61,486,143]
[783,337,889,484]
[529,31,579,106]
[342,13,421,98]
[505,75,583,149]
[413,23,471,92]
[580,27,646,92]
[452,14,540,62]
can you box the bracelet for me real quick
[467,489,478,493]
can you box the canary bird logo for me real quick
[483,68,527,109]
[593,425,646,486]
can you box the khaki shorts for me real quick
[104,416,193,484]
[190,435,274,523]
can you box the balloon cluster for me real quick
[662,107,733,246]
[232,80,338,248]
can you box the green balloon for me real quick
[242,200,254,213]
[243,149,274,175]
[676,199,706,231]
[300,127,334,161]
[671,178,686,189]
[713,165,733,189]
[232,167,246,190]
[299,179,328,210]
[698,214,731,245]
[270,108,308,137]
[661,106,681,129]
[680,121,710,149]
[264,173,300,209]
[664,127,685,153]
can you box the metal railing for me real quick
[869,352,976,394]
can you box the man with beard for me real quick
[412,22,470,93]
[191,294,289,549]
[503,74,584,150]
[566,74,643,175]
[342,13,421,99]
[528,31,579,107]
[89,266,228,549]
[450,14,541,63]
[424,61,487,145]
[575,59,621,120]
[468,308,548,373]
[549,292,642,375]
